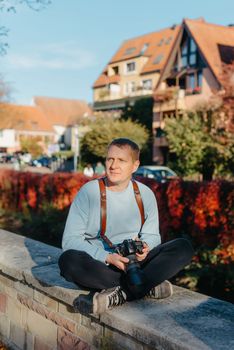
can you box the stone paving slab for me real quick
[0,229,88,306]
[101,286,234,350]
[0,229,60,280]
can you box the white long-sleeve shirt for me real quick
[62,179,161,263]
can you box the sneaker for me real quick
[93,286,127,314]
[145,280,173,299]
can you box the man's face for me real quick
[105,145,140,187]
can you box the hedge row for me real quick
[0,170,233,261]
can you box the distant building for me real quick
[33,96,93,152]
[0,97,93,154]
[93,18,234,164]
[0,104,54,153]
[153,18,234,163]
[92,25,180,114]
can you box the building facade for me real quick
[93,18,234,164]
[153,18,234,163]
[93,25,180,113]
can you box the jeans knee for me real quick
[175,238,194,262]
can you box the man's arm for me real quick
[62,184,109,264]
[137,184,161,251]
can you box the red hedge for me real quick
[0,170,233,259]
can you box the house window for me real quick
[181,37,197,68]
[165,36,173,45]
[189,53,197,65]
[190,38,196,52]
[197,71,203,87]
[140,43,149,55]
[125,82,136,94]
[153,54,164,64]
[181,55,188,68]
[157,39,164,46]
[186,70,202,94]
[124,47,136,56]
[112,66,119,75]
[31,121,38,130]
[188,73,195,89]
[142,79,152,90]
[129,81,136,93]
[126,62,136,73]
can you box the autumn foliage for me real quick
[0,170,233,300]
[0,170,233,259]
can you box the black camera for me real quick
[115,239,144,257]
[115,239,145,287]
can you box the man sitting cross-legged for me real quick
[59,138,194,314]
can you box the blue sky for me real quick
[1,0,234,105]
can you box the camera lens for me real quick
[126,256,145,286]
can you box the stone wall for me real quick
[0,229,233,350]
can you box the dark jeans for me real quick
[58,238,194,300]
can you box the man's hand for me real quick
[135,241,149,262]
[106,253,129,271]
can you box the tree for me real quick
[80,117,149,164]
[121,97,153,163]
[0,75,11,102]
[164,112,234,180]
[20,136,44,158]
[163,62,234,180]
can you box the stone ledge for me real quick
[0,229,233,350]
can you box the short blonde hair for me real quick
[107,138,140,161]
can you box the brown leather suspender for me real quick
[98,177,114,248]
[98,177,145,248]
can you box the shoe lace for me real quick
[108,287,126,308]
[147,288,154,297]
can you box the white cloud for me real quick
[2,41,98,70]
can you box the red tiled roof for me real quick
[93,73,120,88]
[34,97,93,126]
[0,104,54,132]
[184,19,234,83]
[93,26,180,88]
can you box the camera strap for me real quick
[98,177,145,248]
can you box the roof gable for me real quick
[33,97,93,126]
[156,18,234,89]
[184,19,234,83]
[0,104,54,132]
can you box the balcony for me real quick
[153,87,186,112]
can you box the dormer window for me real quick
[165,36,173,45]
[31,121,38,130]
[140,43,149,55]
[124,47,136,56]
[153,54,164,65]
[157,39,164,46]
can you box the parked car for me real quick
[31,156,52,168]
[134,166,178,183]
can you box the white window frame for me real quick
[126,61,136,74]
[142,79,152,91]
